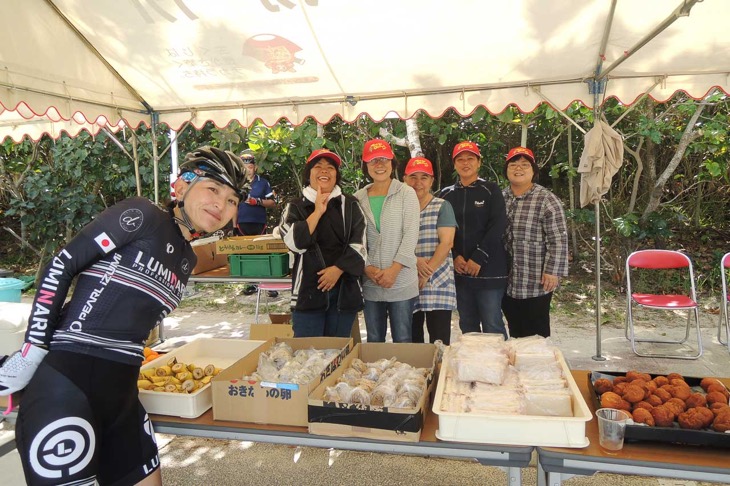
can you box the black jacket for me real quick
[439,178,508,288]
[278,188,367,312]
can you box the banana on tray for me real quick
[138,358,222,393]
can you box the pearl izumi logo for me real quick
[120,208,144,232]
[29,417,96,479]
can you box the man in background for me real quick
[236,148,278,296]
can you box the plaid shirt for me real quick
[503,184,569,298]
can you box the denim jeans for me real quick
[363,298,416,342]
[292,286,357,338]
[455,282,507,339]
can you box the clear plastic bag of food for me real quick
[349,386,371,405]
[362,367,381,382]
[370,383,397,407]
[338,368,362,387]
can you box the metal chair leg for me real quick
[719,301,729,346]
[255,287,262,324]
[629,305,702,360]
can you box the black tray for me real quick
[589,371,730,449]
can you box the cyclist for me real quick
[0,146,246,486]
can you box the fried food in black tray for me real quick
[589,370,730,448]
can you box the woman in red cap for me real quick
[502,147,569,338]
[277,149,367,337]
[439,141,509,339]
[404,157,457,344]
[355,139,420,342]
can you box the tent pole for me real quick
[151,113,160,205]
[593,200,605,360]
[131,133,141,197]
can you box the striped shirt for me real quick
[354,180,420,302]
[502,184,569,299]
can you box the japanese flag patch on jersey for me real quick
[94,232,117,253]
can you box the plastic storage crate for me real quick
[229,253,289,277]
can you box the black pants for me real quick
[412,310,453,345]
[235,223,266,236]
[502,293,553,338]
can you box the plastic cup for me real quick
[596,408,631,453]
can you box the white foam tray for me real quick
[432,349,591,448]
[140,338,264,418]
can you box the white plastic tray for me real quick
[139,338,264,418]
[432,349,591,448]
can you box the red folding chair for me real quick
[719,252,730,351]
[254,282,292,323]
[624,249,703,359]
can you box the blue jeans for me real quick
[455,282,507,339]
[292,287,357,338]
[363,298,416,342]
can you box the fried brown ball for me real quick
[666,373,685,383]
[613,382,629,396]
[711,410,730,432]
[646,394,663,407]
[696,407,715,428]
[644,380,658,394]
[669,378,688,387]
[669,384,692,401]
[625,370,643,381]
[678,407,714,430]
[700,377,724,392]
[710,403,730,417]
[650,405,675,427]
[632,407,655,426]
[707,383,730,399]
[706,391,729,406]
[685,392,707,409]
[634,400,654,411]
[622,384,646,404]
[660,384,674,394]
[652,376,669,387]
[665,397,687,415]
[653,388,672,403]
[613,376,629,385]
[593,378,614,394]
[600,392,625,409]
[629,379,651,398]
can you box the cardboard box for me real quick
[191,238,229,274]
[249,323,294,340]
[139,338,264,419]
[212,337,352,426]
[431,349,591,448]
[308,342,437,442]
[215,235,288,255]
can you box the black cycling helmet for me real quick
[240,148,256,164]
[179,146,247,199]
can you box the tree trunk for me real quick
[624,138,644,214]
[641,100,706,219]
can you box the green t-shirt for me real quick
[369,195,386,232]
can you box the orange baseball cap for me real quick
[452,141,481,159]
[362,139,395,162]
[506,146,535,163]
[307,148,342,167]
[404,157,434,176]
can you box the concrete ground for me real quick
[1,288,729,485]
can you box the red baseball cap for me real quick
[307,148,342,167]
[452,141,481,160]
[362,139,395,162]
[506,146,535,163]
[404,157,434,176]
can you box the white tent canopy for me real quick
[1,0,729,140]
